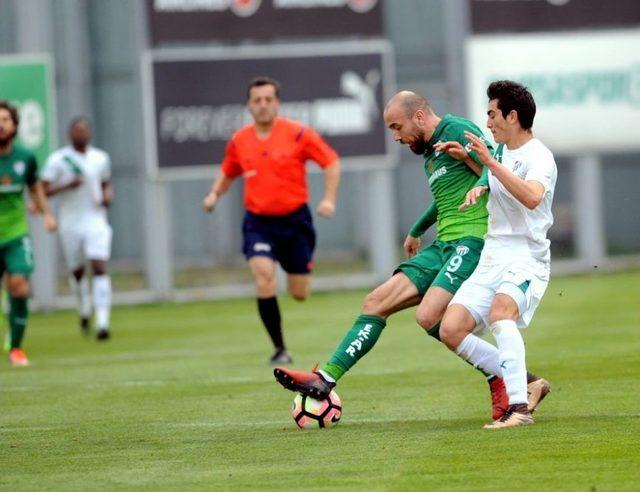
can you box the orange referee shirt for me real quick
[221,117,338,216]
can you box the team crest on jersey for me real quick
[456,245,470,256]
[427,159,435,174]
[13,161,25,176]
[512,160,526,178]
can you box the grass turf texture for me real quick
[1,271,639,491]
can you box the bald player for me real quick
[273,91,514,420]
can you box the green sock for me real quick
[322,314,386,381]
[426,322,441,341]
[9,296,28,349]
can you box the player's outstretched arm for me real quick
[28,182,57,232]
[463,131,545,210]
[317,159,340,218]
[203,173,234,213]
[433,141,482,176]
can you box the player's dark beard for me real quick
[409,130,427,155]
[0,130,16,149]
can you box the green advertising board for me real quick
[0,56,55,167]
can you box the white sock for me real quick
[69,276,92,318]
[489,320,527,405]
[455,334,502,378]
[92,275,112,330]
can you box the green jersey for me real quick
[0,144,38,244]
[422,114,490,242]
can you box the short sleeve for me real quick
[40,153,61,183]
[25,154,39,185]
[300,127,338,168]
[525,149,556,193]
[220,139,242,178]
[100,153,112,181]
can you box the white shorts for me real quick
[450,256,549,332]
[59,223,112,270]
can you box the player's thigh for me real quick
[84,223,112,263]
[59,229,85,271]
[449,267,497,334]
[248,255,278,296]
[394,241,445,297]
[415,286,454,330]
[362,271,421,318]
[278,208,316,276]
[431,237,484,295]
[492,264,549,327]
[242,212,277,263]
[5,236,35,279]
[287,273,310,301]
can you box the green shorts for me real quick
[395,236,484,296]
[0,235,35,278]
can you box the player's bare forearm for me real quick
[322,160,340,204]
[29,182,57,231]
[101,181,113,207]
[43,178,82,197]
[463,156,482,176]
[488,164,545,210]
[204,173,234,212]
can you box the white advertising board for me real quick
[466,29,640,154]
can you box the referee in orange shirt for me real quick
[203,77,341,365]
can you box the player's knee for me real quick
[289,287,309,302]
[438,320,459,350]
[91,261,107,276]
[8,276,30,298]
[361,290,385,315]
[415,307,438,332]
[488,307,514,325]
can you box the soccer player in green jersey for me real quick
[274,91,511,420]
[0,100,57,366]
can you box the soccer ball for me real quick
[291,391,342,429]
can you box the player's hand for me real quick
[433,141,468,161]
[459,186,488,211]
[68,177,83,190]
[203,191,218,213]
[403,235,420,258]
[463,131,494,167]
[44,213,57,232]
[316,199,336,218]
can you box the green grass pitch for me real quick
[2,271,639,490]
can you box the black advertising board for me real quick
[471,0,640,33]
[147,0,383,45]
[143,43,393,177]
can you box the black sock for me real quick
[257,297,284,350]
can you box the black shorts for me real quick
[242,205,316,274]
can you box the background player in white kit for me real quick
[42,118,113,340]
[435,80,557,429]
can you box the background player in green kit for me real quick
[0,100,57,366]
[274,91,510,420]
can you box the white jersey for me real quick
[42,145,111,229]
[484,138,557,265]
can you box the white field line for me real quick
[1,367,414,393]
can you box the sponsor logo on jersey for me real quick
[13,161,25,176]
[456,245,470,256]
[428,165,447,185]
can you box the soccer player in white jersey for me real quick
[435,80,557,429]
[42,118,113,340]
